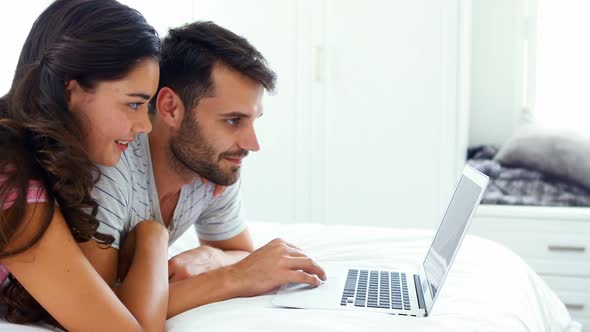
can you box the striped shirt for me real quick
[92,133,246,249]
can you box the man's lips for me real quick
[221,150,248,165]
[223,157,243,165]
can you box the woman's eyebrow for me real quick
[126,93,151,100]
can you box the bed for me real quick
[467,145,590,207]
[166,221,580,332]
[466,142,590,330]
[0,221,581,331]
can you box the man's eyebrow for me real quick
[221,111,264,118]
[220,112,251,118]
[126,93,151,100]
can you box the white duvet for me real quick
[167,222,581,332]
[0,221,581,331]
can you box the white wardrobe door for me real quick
[323,0,462,228]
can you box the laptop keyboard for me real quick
[340,269,412,310]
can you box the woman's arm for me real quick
[0,203,168,332]
[112,220,170,324]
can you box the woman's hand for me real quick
[118,220,168,282]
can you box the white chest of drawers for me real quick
[469,205,590,331]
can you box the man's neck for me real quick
[148,133,196,203]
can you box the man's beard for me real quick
[169,113,247,186]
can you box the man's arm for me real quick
[166,237,326,318]
[81,230,326,318]
[83,235,326,319]
[167,228,254,282]
[200,226,254,252]
[167,178,252,281]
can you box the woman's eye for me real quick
[226,118,240,126]
[129,102,142,110]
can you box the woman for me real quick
[0,0,168,330]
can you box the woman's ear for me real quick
[64,80,84,112]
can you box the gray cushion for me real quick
[495,125,590,190]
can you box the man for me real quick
[80,21,326,318]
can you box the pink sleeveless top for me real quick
[0,175,48,283]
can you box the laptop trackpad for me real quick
[272,266,347,309]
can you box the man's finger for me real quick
[271,238,303,252]
[286,270,322,286]
[283,246,308,258]
[284,257,327,281]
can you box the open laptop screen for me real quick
[422,173,485,300]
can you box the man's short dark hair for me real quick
[149,21,277,113]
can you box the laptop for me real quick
[272,165,489,317]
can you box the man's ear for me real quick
[156,87,185,129]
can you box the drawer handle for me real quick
[547,245,586,253]
[565,303,585,311]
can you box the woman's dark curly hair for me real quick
[0,0,159,324]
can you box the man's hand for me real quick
[226,238,327,297]
[168,245,225,282]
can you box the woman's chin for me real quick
[91,151,121,167]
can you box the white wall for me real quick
[120,0,193,37]
[469,0,528,147]
[0,1,52,95]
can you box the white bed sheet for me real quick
[0,222,581,331]
[167,221,581,332]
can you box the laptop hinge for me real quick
[413,274,426,312]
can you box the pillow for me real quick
[495,125,590,190]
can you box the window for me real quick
[533,0,590,132]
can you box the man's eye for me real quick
[226,118,240,126]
